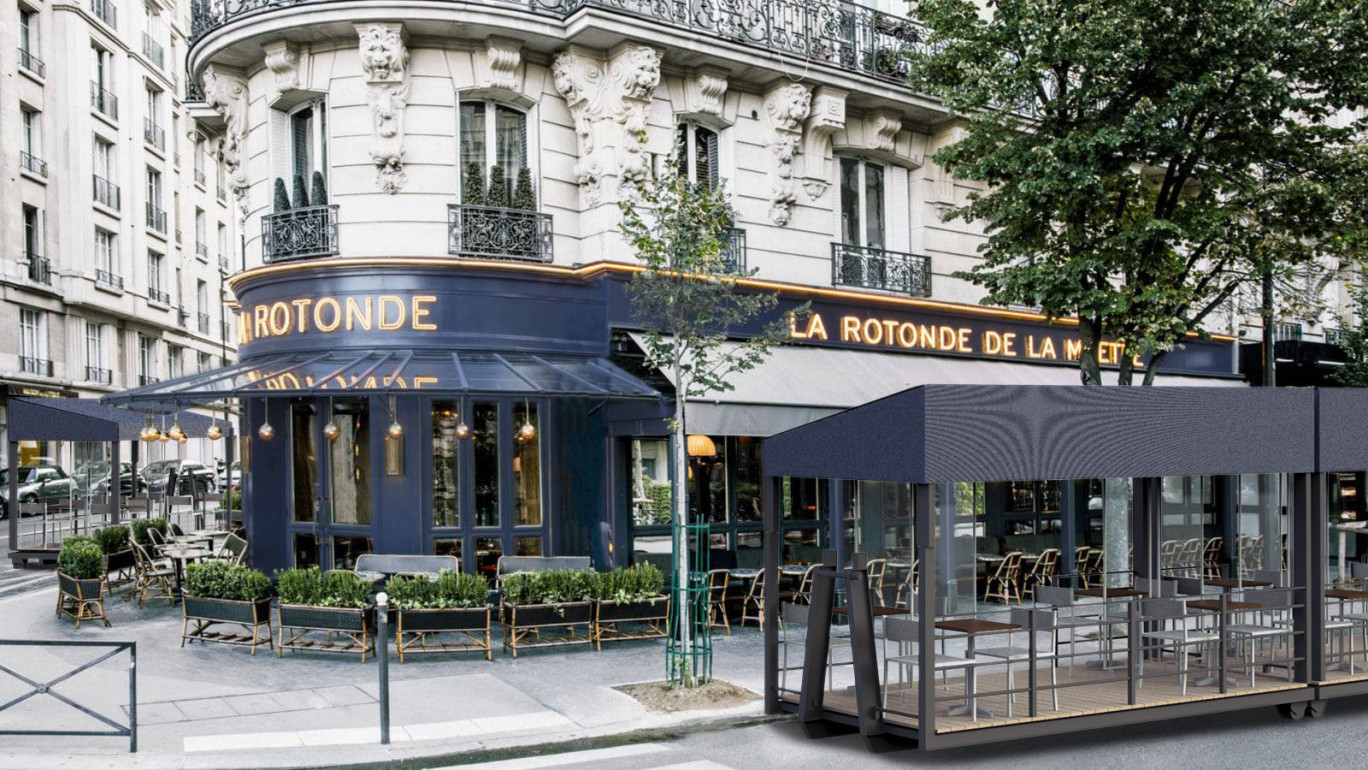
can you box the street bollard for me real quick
[376,591,390,745]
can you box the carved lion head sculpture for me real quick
[358,25,407,82]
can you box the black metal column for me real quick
[1218,475,1238,576]
[844,553,894,752]
[1291,471,1326,682]
[913,483,936,749]
[224,425,236,530]
[110,439,122,526]
[826,478,845,569]
[762,473,781,715]
[7,441,18,562]
[1132,477,1160,581]
[798,550,838,735]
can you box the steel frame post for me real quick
[798,550,838,734]
[762,473,781,715]
[1291,471,1326,683]
[913,483,936,749]
[844,552,895,751]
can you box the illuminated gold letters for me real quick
[378,296,406,330]
[413,295,437,331]
[345,297,373,331]
[291,298,314,333]
[268,302,291,336]
[315,297,342,332]
[236,293,444,342]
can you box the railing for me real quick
[91,82,119,119]
[190,0,927,86]
[198,313,211,334]
[262,204,339,262]
[91,0,118,28]
[20,357,53,376]
[86,366,113,384]
[142,33,164,69]
[18,47,45,77]
[96,269,124,290]
[831,243,931,296]
[20,151,48,177]
[720,227,747,273]
[0,640,137,753]
[186,73,204,102]
[448,204,553,262]
[143,119,166,151]
[178,308,189,328]
[1325,328,1355,347]
[149,287,171,305]
[218,254,230,273]
[26,255,52,285]
[220,320,232,340]
[139,375,161,386]
[93,175,121,209]
[1273,322,1303,342]
[146,203,167,233]
[216,182,227,202]
[196,242,209,259]
[194,168,206,187]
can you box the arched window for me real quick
[459,100,529,207]
[676,122,719,190]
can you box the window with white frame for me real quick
[196,280,208,317]
[137,334,157,383]
[458,100,528,207]
[21,107,40,158]
[91,45,111,90]
[838,157,886,249]
[94,136,115,179]
[19,7,38,59]
[197,351,212,373]
[19,308,46,371]
[95,228,117,275]
[86,321,106,373]
[22,205,41,259]
[147,251,164,300]
[193,135,206,180]
[146,167,162,209]
[145,84,163,132]
[676,122,720,190]
[217,223,227,259]
[167,343,183,380]
[289,102,327,185]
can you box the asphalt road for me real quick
[439,693,1368,770]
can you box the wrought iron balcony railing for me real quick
[91,82,118,119]
[139,375,161,386]
[178,308,189,328]
[20,357,53,377]
[191,0,927,86]
[86,366,113,385]
[831,242,931,297]
[91,0,117,29]
[262,204,339,262]
[194,169,206,187]
[144,119,166,151]
[18,48,44,78]
[146,203,168,233]
[26,255,51,285]
[198,313,212,335]
[93,175,121,209]
[196,242,209,260]
[186,73,204,102]
[149,287,171,305]
[448,204,553,262]
[142,33,165,69]
[719,227,747,273]
[20,151,47,177]
[96,269,124,290]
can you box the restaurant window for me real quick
[290,102,327,182]
[329,400,372,526]
[512,401,541,527]
[472,402,499,527]
[458,100,527,206]
[432,400,460,528]
[475,537,502,583]
[291,403,316,523]
[675,122,719,190]
[732,436,762,523]
[332,535,372,571]
[434,538,462,561]
[838,157,885,249]
[293,532,319,569]
[688,438,727,525]
[514,536,541,556]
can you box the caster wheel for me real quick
[1306,699,1328,719]
[1277,701,1307,720]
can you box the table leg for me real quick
[947,635,994,720]
[1328,598,1351,671]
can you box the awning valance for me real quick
[103,350,660,411]
[9,398,232,441]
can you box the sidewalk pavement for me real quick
[0,583,785,770]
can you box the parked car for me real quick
[74,462,146,498]
[141,460,217,496]
[218,460,241,491]
[0,465,77,517]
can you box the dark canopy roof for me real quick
[9,398,232,442]
[763,385,1317,484]
[103,350,660,411]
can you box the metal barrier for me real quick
[0,639,137,753]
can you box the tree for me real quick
[462,162,486,206]
[487,165,509,208]
[910,0,1368,384]
[620,153,804,686]
[272,178,291,213]
[513,166,536,211]
[1332,288,1368,388]
[292,174,310,209]
[311,170,328,206]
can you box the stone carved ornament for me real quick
[480,37,522,92]
[684,66,729,118]
[764,82,811,227]
[356,23,410,194]
[262,40,301,101]
[801,87,847,200]
[201,65,250,221]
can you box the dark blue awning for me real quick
[9,398,232,442]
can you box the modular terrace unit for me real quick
[758,385,1368,751]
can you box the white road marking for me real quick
[433,743,674,770]
[183,710,574,753]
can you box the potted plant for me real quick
[130,518,169,548]
[387,570,492,662]
[93,525,136,591]
[500,569,597,657]
[593,563,668,649]
[57,537,110,628]
[275,567,374,661]
[182,560,275,654]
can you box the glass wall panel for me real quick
[688,437,727,524]
[475,537,502,582]
[514,535,541,556]
[293,532,318,568]
[1159,476,1211,580]
[291,403,316,522]
[852,481,913,606]
[329,401,371,526]
[1328,472,1364,586]
[512,401,541,526]
[630,438,672,528]
[434,538,462,561]
[732,437,762,523]
[473,402,499,528]
[332,535,372,570]
[1236,474,1285,582]
[431,401,459,528]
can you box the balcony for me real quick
[262,204,339,262]
[146,203,168,234]
[149,287,171,305]
[20,357,53,377]
[20,151,47,178]
[198,313,211,335]
[91,0,117,29]
[25,254,51,285]
[178,308,189,328]
[93,175,121,210]
[142,33,164,69]
[194,169,206,187]
[831,243,932,297]
[190,0,926,87]
[144,119,166,152]
[91,82,119,120]
[448,204,553,262]
[719,227,747,274]
[218,254,230,273]
[196,242,209,260]
[18,48,44,78]
[96,269,124,290]
[139,375,161,386]
[86,366,113,385]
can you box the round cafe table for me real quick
[160,547,212,599]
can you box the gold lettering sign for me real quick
[238,294,440,343]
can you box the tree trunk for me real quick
[1141,350,1168,386]
[1117,351,1134,387]
[1262,269,1276,387]
[673,368,693,686]
[1078,317,1104,385]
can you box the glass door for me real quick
[288,398,375,569]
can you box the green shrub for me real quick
[273,177,291,212]
[487,164,509,208]
[386,570,488,610]
[58,539,105,580]
[93,526,130,555]
[185,561,272,601]
[512,166,536,210]
[462,162,486,205]
[596,563,664,604]
[131,518,168,546]
[276,567,370,608]
[320,569,370,608]
[311,170,328,206]
[292,173,310,209]
[502,570,598,606]
[221,489,243,510]
[275,567,322,606]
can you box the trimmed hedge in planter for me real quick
[275,568,374,661]
[94,525,136,592]
[182,561,275,655]
[500,570,597,656]
[592,564,668,648]
[388,571,492,661]
[57,538,109,628]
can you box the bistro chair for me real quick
[1204,537,1224,579]
[894,559,920,609]
[1176,538,1203,579]
[1226,589,1295,687]
[706,569,732,635]
[216,533,249,564]
[1074,547,1092,588]
[881,616,975,713]
[974,607,1061,716]
[1348,561,1368,590]
[1024,549,1060,598]
[781,602,852,693]
[866,558,888,605]
[794,564,819,605]
[1082,548,1105,587]
[146,526,169,553]
[131,541,177,609]
[1137,599,1219,696]
[983,551,1024,605]
[1035,585,1087,676]
[739,569,769,629]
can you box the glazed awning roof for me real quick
[103,350,660,411]
[9,397,232,441]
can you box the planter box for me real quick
[182,596,273,655]
[594,596,669,649]
[501,601,593,657]
[57,572,109,629]
[277,604,373,661]
[395,606,491,662]
[105,549,136,590]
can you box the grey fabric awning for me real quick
[631,334,1245,437]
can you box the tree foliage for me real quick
[910,0,1368,384]
[1332,287,1368,388]
[272,177,291,213]
[462,162,486,206]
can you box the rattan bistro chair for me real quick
[1204,537,1224,579]
[1024,549,1060,597]
[706,569,732,635]
[984,551,1024,604]
[132,541,177,609]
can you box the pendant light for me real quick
[386,396,404,440]
[322,397,341,442]
[517,399,536,441]
[205,423,222,441]
[258,398,275,441]
[140,415,159,443]
[454,405,470,440]
[157,415,170,443]
[168,412,186,442]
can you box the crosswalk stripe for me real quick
[432,743,674,770]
